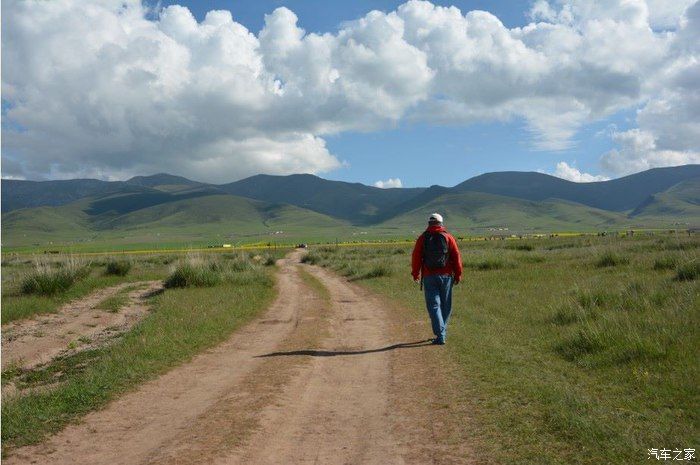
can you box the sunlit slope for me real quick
[630,178,700,223]
[123,173,207,192]
[2,204,93,243]
[100,194,347,232]
[2,192,347,247]
[377,191,633,233]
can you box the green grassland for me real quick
[1,255,174,323]
[1,192,351,250]
[377,191,633,232]
[304,233,699,464]
[1,250,285,452]
[2,232,697,461]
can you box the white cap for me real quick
[428,213,443,224]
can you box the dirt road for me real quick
[6,251,476,465]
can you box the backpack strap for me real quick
[421,231,429,263]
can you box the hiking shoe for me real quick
[431,338,445,345]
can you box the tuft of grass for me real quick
[595,251,629,268]
[663,241,698,251]
[546,242,579,250]
[575,290,616,309]
[509,243,535,251]
[551,305,588,326]
[653,255,678,270]
[554,323,668,368]
[300,252,321,265]
[554,328,604,362]
[466,258,511,271]
[105,260,132,276]
[20,261,90,296]
[674,261,699,281]
[144,255,176,265]
[353,263,393,281]
[221,253,255,271]
[517,254,546,263]
[334,263,358,278]
[164,262,222,288]
[550,289,612,326]
[163,255,270,289]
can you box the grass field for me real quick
[2,233,697,462]
[1,250,286,453]
[304,232,699,464]
[1,255,172,323]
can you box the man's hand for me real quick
[454,278,460,285]
[413,277,420,283]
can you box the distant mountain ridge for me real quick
[124,173,203,188]
[5,165,699,215]
[219,173,425,224]
[453,165,700,211]
[2,178,137,212]
[2,165,699,247]
[1,173,223,212]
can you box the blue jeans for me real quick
[423,274,453,342]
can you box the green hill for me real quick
[630,178,700,225]
[1,179,149,212]
[124,173,213,193]
[220,173,426,224]
[5,166,699,219]
[453,165,700,211]
[2,204,93,243]
[3,166,698,250]
[377,191,634,234]
[2,192,348,248]
[100,194,346,232]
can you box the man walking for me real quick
[411,213,463,345]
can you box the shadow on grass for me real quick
[256,339,434,358]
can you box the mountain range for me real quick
[2,165,699,249]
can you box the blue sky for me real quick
[325,110,636,187]
[156,1,533,32]
[3,0,697,185]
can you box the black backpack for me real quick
[422,231,449,269]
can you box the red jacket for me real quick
[411,225,463,281]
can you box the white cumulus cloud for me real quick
[598,1,700,175]
[373,178,403,188]
[553,162,609,182]
[1,0,698,182]
[600,129,700,176]
[646,0,698,29]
